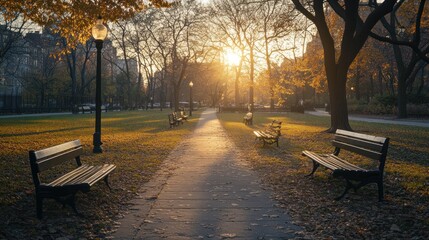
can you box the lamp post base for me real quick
[93,132,103,153]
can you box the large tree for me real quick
[292,0,398,132]
[369,0,429,118]
[257,0,295,110]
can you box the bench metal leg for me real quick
[254,137,259,145]
[66,193,82,216]
[307,161,320,177]
[104,175,113,192]
[335,179,354,201]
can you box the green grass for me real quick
[218,111,429,238]
[1,110,427,238]
[0,109,200,238]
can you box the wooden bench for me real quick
[29,140,116,218]
[302,129,389,201]
[173,112,183,125]
[168,113,176,128]
[253,120,282,147]
[80,106,92,114]
[243,112,253,125]
[168,112,183,128]
[180,110,188,121]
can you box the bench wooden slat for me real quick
[48,164,93,186]
[328,154,367,171]
[84,164,116,186]
[332,140,382,160]
[254,130,276,139]
[34,140,81,160]
[48,164,114,188]
[335,135,384,152]
[66,165,104,185]
[302,151,360,171]
[36,147,84,172]
[253,120,282,147]
[336,129,386,144]
[48,164,111,187]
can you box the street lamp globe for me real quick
[189,81,193,116]
[92,17,108,41]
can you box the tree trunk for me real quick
[355,66,361,101]
[327,70,352,132]
[397,76,407,118]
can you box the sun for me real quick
[224,51,241,66]
[198,0,211,5]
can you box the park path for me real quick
[112,109,300,239]
[306,109,429,128]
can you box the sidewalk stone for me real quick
[112,109,301,239]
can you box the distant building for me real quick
[0,24,27,111]
[0,24,125,113]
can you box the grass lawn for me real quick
[218,111,428,239]
[0,109,200,239]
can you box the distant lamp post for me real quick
[189,81,193,116]
[92,16,108,153]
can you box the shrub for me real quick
[408,94,429,105]
[407,104,429,116]
[375,95,397,106]
[290,105,305,113]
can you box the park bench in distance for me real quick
[253,120,282,147]
[29,140,116,218]
[78,105,107,114]
[180,110,188,121]
[172,112,183,125]
[243,112,253,125]
[80,105,92,114]
[302,129,389,201]
[168,113,176,128]
[168,112,183,128]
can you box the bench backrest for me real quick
[268,120,282,135]
[332,130,389,170]
[29,140,83,187]
[168,113,175,123]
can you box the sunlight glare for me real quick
[224,51,240,66]
[198,0,211,4]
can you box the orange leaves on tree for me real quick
[0,0,174,49]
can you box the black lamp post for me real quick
[92,16,108,153]
[189,81,193,116]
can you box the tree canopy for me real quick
[0,0,173,47]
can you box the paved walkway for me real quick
[112,109,300,239]
[306,109,429,128]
